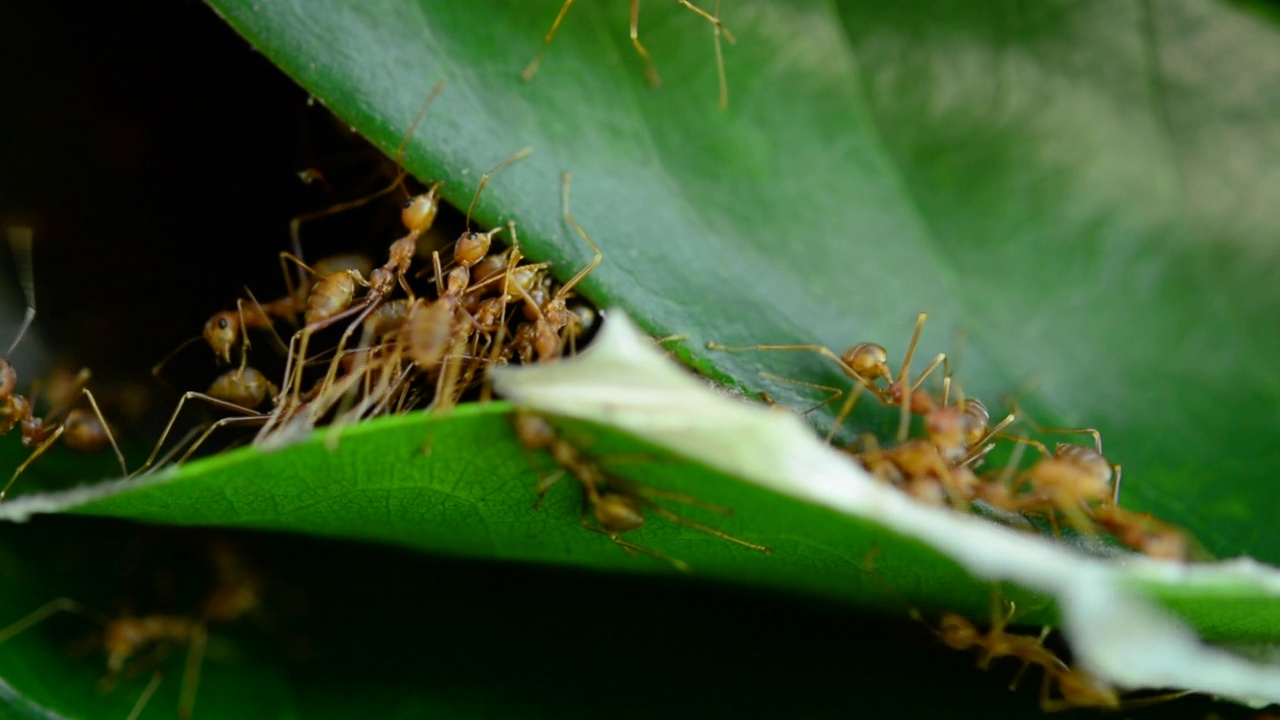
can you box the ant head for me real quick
[843,343,889,381]
[0,357,16,398]
[401,181,444,234]
[203,312,239,365]
[595,493,645,533]
[454,227,502,268]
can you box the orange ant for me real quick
[984,426,1122,537]
[919,594,1187,711]
[0,540,262,720]
[510,172,602,363]
[132,366,279,475]
[513,411,772,571]
[708,312,949,443]
[0,227,127,501]
[521,0,736,110]
[273,82,450,409]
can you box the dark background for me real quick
[0,2,1260,718]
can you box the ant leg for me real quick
[960,411,1017,465]
[673,0,736,41]
[559,172,603,295]
[177,624,208,720]
[79,388,128,477]
[996,434,1054,460]
[1111,464,1123,505]
[1037,427,1104,455]
[175,415,269,466]
[896,312,928,387]
[240,289,291,356]
[711,0,728,110]
[629,0,663,87]
[705,341,887,401]
[286,182,399,296]
[133,392,263,476]
[1008,626,1052,690]
[639,500,772,553]
[533,468,568,509]
[826,381,868,444]
[583,523,692,572]
[125,672,164,720]
[0,424,65,501]
[521,0,577,82]
[0,597,95,643]
[756,371,846,418]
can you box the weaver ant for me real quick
[510,172,602,363]
[513,411,771,571]
[0,227,126,501]
[920,592,1189,711]
[708,312,948,443]
[0,539,262,720]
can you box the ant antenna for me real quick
[5,227,36,357]
[465,147,536,230]
[559,171,603,292]
[393,80,447,194]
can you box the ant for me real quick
[197,252,373,368]
[0,539,262,720]
[984,426,1122,537]
[510,172,602,363]
[0,227,126,501]
[521,0,736,110]
[707,312,949,443]
[513,410,772,571]
[132,365,279,475]
[274,82,451,410]
[918,593,1189,711]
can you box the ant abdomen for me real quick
[596,493,645,533]
[63,409,112,452]
[304,270,359,326]
[1055,444,1112,484]
[207,367,275,409]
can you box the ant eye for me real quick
[403,199,414,209]
[217,318,230,329]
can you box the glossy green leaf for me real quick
[192,0,1280,563]
[5,0,1280,716]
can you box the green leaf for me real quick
[6,0,1280,716]
[192,0,1280,563]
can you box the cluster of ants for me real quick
[0,91,610,503]
[707,312,1193,563]
[702,314,1203,711]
